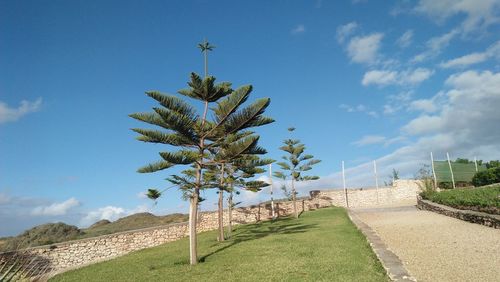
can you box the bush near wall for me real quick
[472,167,500,186]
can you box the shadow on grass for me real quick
[199,217,318,263]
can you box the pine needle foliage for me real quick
[274,128,321,218]
[213,155,273,239]
[130,50,273,264]
[207,132,273,241]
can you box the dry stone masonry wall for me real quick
[311,180,422,208]
[0,180,421,277]
[417,197,500,228]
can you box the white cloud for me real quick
[355,104,367,111]
[31,198,81,216]
[352,135,407,147]
[136,191,148,199]
[347,33,384,64]
[403,68,434,84]
[80,206,125,226]
[0,193,11,205]
[336,22,358,43]
[383,104,397,115]
[352,135,387,146]
[409,99,438,113]
[383,91,414,115]
[339,104,379,117]
[0,98,42,124]
[291,24,306,34]
[440,40,500,68]
[362,68,433,86]
[79,204,152,227]
[404,70,500,140]
[362,70,398,86]
[412,29,459,63]
[403,115,445,135]
[440,53,488,68]
[415,0,500,33]
[396,30,414,48]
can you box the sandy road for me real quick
[353,205,500,282]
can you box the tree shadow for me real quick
[0,250,53,281]
[199,218,318,263]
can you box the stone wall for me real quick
[0,196,331,277]
[417,197,500,229]
[0,180,420,278]
[310,179,422,208]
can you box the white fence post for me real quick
[342,161,348,207]
[431,152,437,189]
[446,152,456,189]
[269,164,275,219]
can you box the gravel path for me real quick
[353,205,500,282]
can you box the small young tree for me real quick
[225,155,272,238]
[415,164,435,197]
[209,132,269,242]
[130,41,273,265]
[385,168,400,186]
[274,128,321,218]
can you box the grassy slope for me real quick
[422,185,500,214]
[51,207,387,282]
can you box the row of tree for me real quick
[129,41,320,265]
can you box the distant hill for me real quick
[0,212,188,252]
[0,222,82,252]
[81,212,188,238]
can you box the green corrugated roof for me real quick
[433,161,486,183]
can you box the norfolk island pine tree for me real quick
[208,132,273,242]
[130,41,273,265]
[208,152,273,240]
[274,127,321,218]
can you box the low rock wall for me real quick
[417,197,500,229]
[310,180,422,208]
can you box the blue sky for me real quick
[1,0,500,236]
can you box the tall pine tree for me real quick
[130,41,273,265]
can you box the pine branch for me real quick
[137,160,173,173]
[159,150,199,165]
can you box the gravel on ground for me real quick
[353,205,500,282]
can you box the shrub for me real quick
[421,185,500,214]
[438,182,453,189]
[419,177,436,199]
[472,167,500,186]
[486,160,500,169]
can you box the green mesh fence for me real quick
[433,161,487,183]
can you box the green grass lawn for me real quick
[421,184,500,214]
[51,207,387,282]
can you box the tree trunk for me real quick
[292,178,298,218]
[228,191,233,239]
[189,190,199,265]
[204,47,208,78]
[217,164,225,242]
[217,188,224,241]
